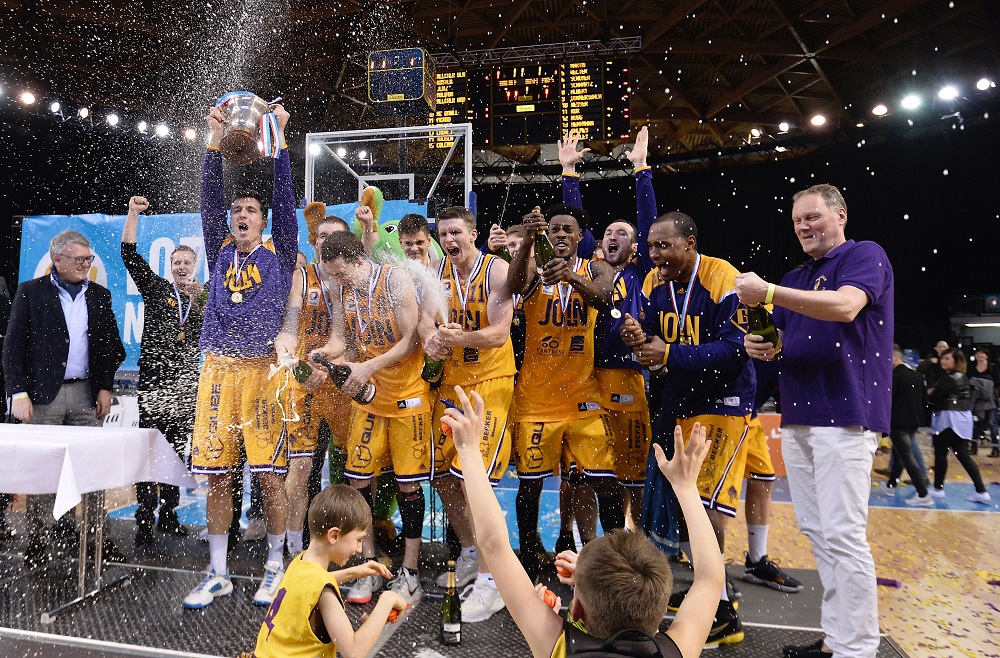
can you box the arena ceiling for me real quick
[2,0,999,164]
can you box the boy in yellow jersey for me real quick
[273,210,353,559]
[313,231,431,607]
[424,206,516,622]
[507,204,625,581]
[442,385,723,658]
[245,485,405,658]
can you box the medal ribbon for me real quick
[555,257,581,316]
[172,283,193,327]
[668,253,700,342]
[231,243,262,295]
[450,253,484,320]
[355,263,380,337]
[314,264,336,323]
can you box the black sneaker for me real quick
[705,600,744,647]
[667,587,738,612]
[157,513,189,537]
[783,638,831,657]
[743,554,804,593]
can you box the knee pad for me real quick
[398,488,425,540]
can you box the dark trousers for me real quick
[933,429,986,493]
[888,428,929,497]
[135,402,191,528]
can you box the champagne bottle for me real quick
[441,560,462,645]
[496,245,513,262]
[421,356,445,383]
[747,304,780,354]
[310,354,377,404]
[290,359,313,385]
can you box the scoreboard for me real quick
[429,57,630,147]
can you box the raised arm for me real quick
[202,107,229,273]
[507,210,545,295]
[120,196,162,298]
[626,126,656,277]
[269,105,298,272]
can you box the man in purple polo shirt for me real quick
[734,184,892,658]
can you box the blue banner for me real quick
[18,200,427,370]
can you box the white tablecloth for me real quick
[0,424,196,518]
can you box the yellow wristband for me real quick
[764,283,776,306]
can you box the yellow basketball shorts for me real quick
[514,414,616,480]
[344,407,433,483]
[281,380,352,459]
[743,415,776,481]
[433,376,513,484]
[606,407,652,487]
[192,354,286,475]
[677,414,751,518]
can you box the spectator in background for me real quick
[969,347,1000,458]
[889,344,933,506]
[917,340,949,389]
[927,348,991,503]
[0,274,12,540]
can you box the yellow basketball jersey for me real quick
[513,258,603,422]
[296,264,339,356]
[342,263,429,417]
[438,253,516,386]
[251,555,343,658]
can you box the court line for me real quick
[0,626,225,658]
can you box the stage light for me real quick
[810,114,826,126]
[336,147,348,157]
[778,122,790,133]
[184,128,197,140]
[750,127,762,138]
[106,113,119,127]
[154,123,169,137]
[856,121,865,127]
[136,121,148,133]
[938,85,959,101]
[901,94,921,109]
[309,143,321,156]
[78,107,90,119]
[49,101,61,113]
[20,91,36,105]
[977,78,993,91]
[357,150,368,160]
[872,104,888,116]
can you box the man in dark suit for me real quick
[3,229,126,564]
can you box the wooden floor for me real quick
[725,439,1000,658]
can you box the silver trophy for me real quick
[216,92,278,165]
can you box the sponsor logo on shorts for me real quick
[577,401,601,412]
[396,397,422,410]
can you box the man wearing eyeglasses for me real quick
[3,228,126,565]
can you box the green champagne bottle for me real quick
[290,359,313,384]
[310,354,376,404]
[421,356,445,383]
[747,304,780,353]
[533,231,557,270]
[441,560,462,644]
[496,245,513,262]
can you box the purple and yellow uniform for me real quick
[512,259,615,480]
[639,255,755,517]
[342,263,432,483]
[432,254,516,483]
[192,146,297,475]
[283,265,352,458]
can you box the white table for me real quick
[0,424,195,622]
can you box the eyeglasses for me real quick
[60,254,95,265]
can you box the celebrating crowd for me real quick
[3,106,902,658]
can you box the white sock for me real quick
[680,541,693,566]
[267,532,285,563]
[461,545,478,558]
[207,534,228,576]
[719,554,729,602]
[286,530,303,555]
[747,524,769,563]
[475,572,496,588]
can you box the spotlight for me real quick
[778,122,790,133]
[78,107,90,119]
[872,104,888,116]
[336,147,348,157]
[20,91,36,105]
[901,94,921,110]
[309,143,321,156]
[977,78,993,91]
[749,127,762,138]
[810,114,826,126]
[938,85,959,101]
[855,121,865,128]
[358,149,368,160]
[106,113,119,127]
[184,128,197,140]
[136,120,148,133]
[154,124,169,137]
[49,101,61,113]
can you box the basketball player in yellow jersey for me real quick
[313,230,430,607]
[507,204,625,580]
[422,206,516,622]
[273,211,353,559]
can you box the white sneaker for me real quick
[253,560,285,606]
[929,487,945,498]
[435,552,479,588]
[461,580,505,622]
[347,574,384,604]
[197,528,209,541]
[243,518,266,541]
[387,567,424,605]
[183,569,233,609]
[966,491,992,503]
[905,494,934,507]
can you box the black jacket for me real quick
[3,275,126,405]
[891,364,926,429]
[928,370,972,412]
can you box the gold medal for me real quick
[513,316,521,327]
[610,308,622,319]
[231,291,243,303]
[679,332,693,345]
[177,331,186,342]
